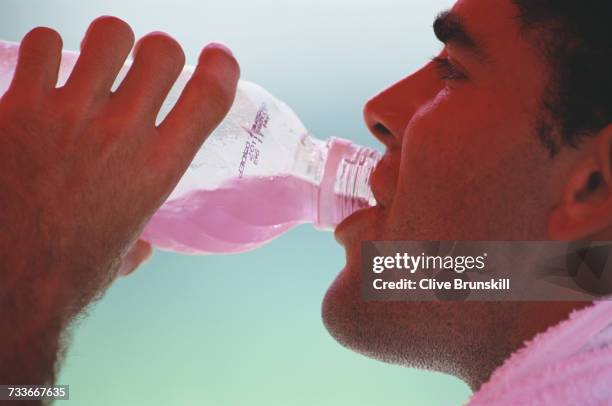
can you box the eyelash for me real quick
[431,56,467,82]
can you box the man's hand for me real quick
[0,16,239,385]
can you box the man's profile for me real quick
[324,0,612,402]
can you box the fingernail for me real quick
[204,42,233,57]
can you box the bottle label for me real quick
[238,103,269,178]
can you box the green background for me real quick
[1,0,472,404]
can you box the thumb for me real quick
[118,239,153,277]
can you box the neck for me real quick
[463,301,591,392]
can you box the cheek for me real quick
[386,89,551,239]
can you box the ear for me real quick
[548,127,612,240]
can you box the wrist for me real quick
[2,220,122,319]
[0,291,66,385]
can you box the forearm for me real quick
[0,301,65,386]
[0,230,119,387]
[1,247,69,386]
[0,315,64,406]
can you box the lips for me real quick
[334,150,397,247]
[334,204,383,246]
[368,151,397,209]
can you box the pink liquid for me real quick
[142,175,372,254]
[142,176,320,254]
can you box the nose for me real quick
[363,61,443,208]
[363,61,442,150]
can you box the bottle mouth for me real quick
[315,138,382,230]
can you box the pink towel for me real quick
[468,300,612,405]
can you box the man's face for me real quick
[323,0,584,386]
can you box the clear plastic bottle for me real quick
[0,40,381,254]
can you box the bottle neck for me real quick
[314,137,381,230]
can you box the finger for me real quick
[157,43,239,168]
[63,16,134,102]
[118,239,153,277]
[10,27,62,94]
[113,32,185,120]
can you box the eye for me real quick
[431,56,468,82]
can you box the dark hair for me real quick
[512,0,612,156]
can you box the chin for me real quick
[324,205,467,370]
[323,205,397,362]
[321,252,522,384]
[321,258,416,367]
[321,265,359,350]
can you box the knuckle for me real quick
[196,47,240,107]
[89,16,135,45]
[199,44,240,77]
[0,98,40,130]
[137,32,185,64]
[223,53,240,79]
[197,73,236,120]
[50,94,88,129]
[23,26,62,50]
[59,107,85,131]
[134,33,185,78]
[92,114,122,136]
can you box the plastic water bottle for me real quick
[0,40,381,254]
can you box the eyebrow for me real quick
[433,10,487,61]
